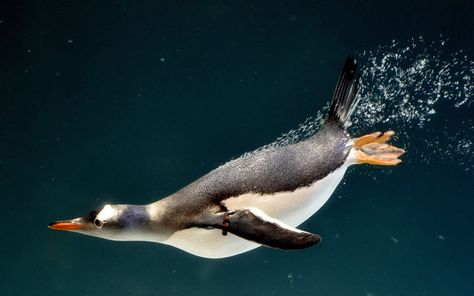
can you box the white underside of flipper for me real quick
[162,149,356,259]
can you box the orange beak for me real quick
[48,220,86,231]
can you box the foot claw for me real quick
[373,130,395,144]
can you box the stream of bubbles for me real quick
[253,37,473,171]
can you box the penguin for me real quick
[49,57,405,259]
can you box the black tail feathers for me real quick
[326,56,360,128]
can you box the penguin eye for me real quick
[94,218,104,228]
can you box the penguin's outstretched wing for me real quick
[198,207,321,249]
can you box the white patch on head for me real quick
[97,204,116,222]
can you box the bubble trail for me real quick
[244,37,473,170]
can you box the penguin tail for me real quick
[352,130,405,165]
[325,56,361,129]
[324,57,406,165]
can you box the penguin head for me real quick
[48,204,164,242]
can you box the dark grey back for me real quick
[170,122,350,212]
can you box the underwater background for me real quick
[1,1,473,295]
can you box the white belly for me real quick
[223,163,349,227]
[163,158,351,259]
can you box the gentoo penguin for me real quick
[49,57,405,259]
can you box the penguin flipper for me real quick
[199,207,321,249]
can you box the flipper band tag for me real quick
[222,212,230,236]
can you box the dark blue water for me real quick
[2,1,473,295]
